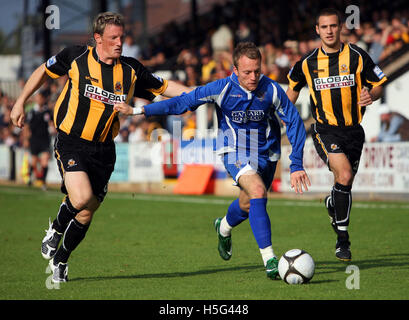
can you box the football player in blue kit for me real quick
[114,42,311,279]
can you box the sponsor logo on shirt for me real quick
[84,84,127,105]
[373,65,385,79]
[151,73,163,83]
[85,75,99,83]
[231,110,264,123]
[340,64,349,73]
[314,74,355,90]
[114,81,122,93]
[46,56,57,68]
[256,91,266,101]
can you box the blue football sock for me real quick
[249,198,272,249]
[226,198,249,227]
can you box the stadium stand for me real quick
[1,0,409,195]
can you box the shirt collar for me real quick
[320,42,344,56]
[92,47,118,67]
[230,72,264,94]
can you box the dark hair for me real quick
[233,42,261,68]
[316,8,343,26]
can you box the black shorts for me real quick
[311,123,365,174]
[54,131,116,202]
[29,139,51,156]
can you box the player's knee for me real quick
[76,209,94,224]
[336,170,354,185]
[250,184,267,199]
[239,200,250,213]
[69,192,94,211]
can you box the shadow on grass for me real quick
[70,264,262,282]
[315,252,409,275]
[306,279,338,284]
[70,252,409,283]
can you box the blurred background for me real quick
[0,0,408,199]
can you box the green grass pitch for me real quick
[0,185,408,300]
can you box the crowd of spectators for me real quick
[0,79,62,149]
[1,0,409,148]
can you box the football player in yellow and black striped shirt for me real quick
[286,8,387,262]
[10,12,191,282]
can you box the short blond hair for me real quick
[92,12,124,36]
[233,42,261,68]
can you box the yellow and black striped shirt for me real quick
[45,45,168,142]
[288,43,387,127]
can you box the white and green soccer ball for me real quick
[278,249,315,284]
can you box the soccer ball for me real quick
[278,249,315,284]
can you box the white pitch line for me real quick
[1,187,408,210]
[109,193,409,210]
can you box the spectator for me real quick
[210,23,234,56]
[263,42,277,67]
[184,65,201,87]
[235,21,256,44]
[4,0,409,151]
[181,112,196,141]
[368,29,387,63]
[390,17,409,44]
[115,127,129,143]
[371,104,409,142]
[122,33,141,59]
[128,119,150,142]
[274,47,290,68]
[266,63,281,81]
[0,98,11,130]
[348,32,368,51]
[48,81,60,106]
[200,53,217,84]
[298,40,310,56]
[26,90,54,189]
[1,126,18,147]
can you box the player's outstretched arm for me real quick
[290,170,311,194]
[286,87,300,104]
[163,80,193,97]
[113,103,144,116]
[115,79,226,118]
[11,63,49,128]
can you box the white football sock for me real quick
[219,216,232,237]
[260,246,276,266]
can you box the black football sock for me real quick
[28,165,34,184]
[52,196,81,234]
[332,183,352,243]
[41,166,48,183]
[53,218,90,264]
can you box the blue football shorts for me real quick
[222,152,277,190]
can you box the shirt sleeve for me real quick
[271,81,306,173]
[121,57,169,99]
[359,47,387,89]
[44,45,87,79]
[287,60,307,92]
